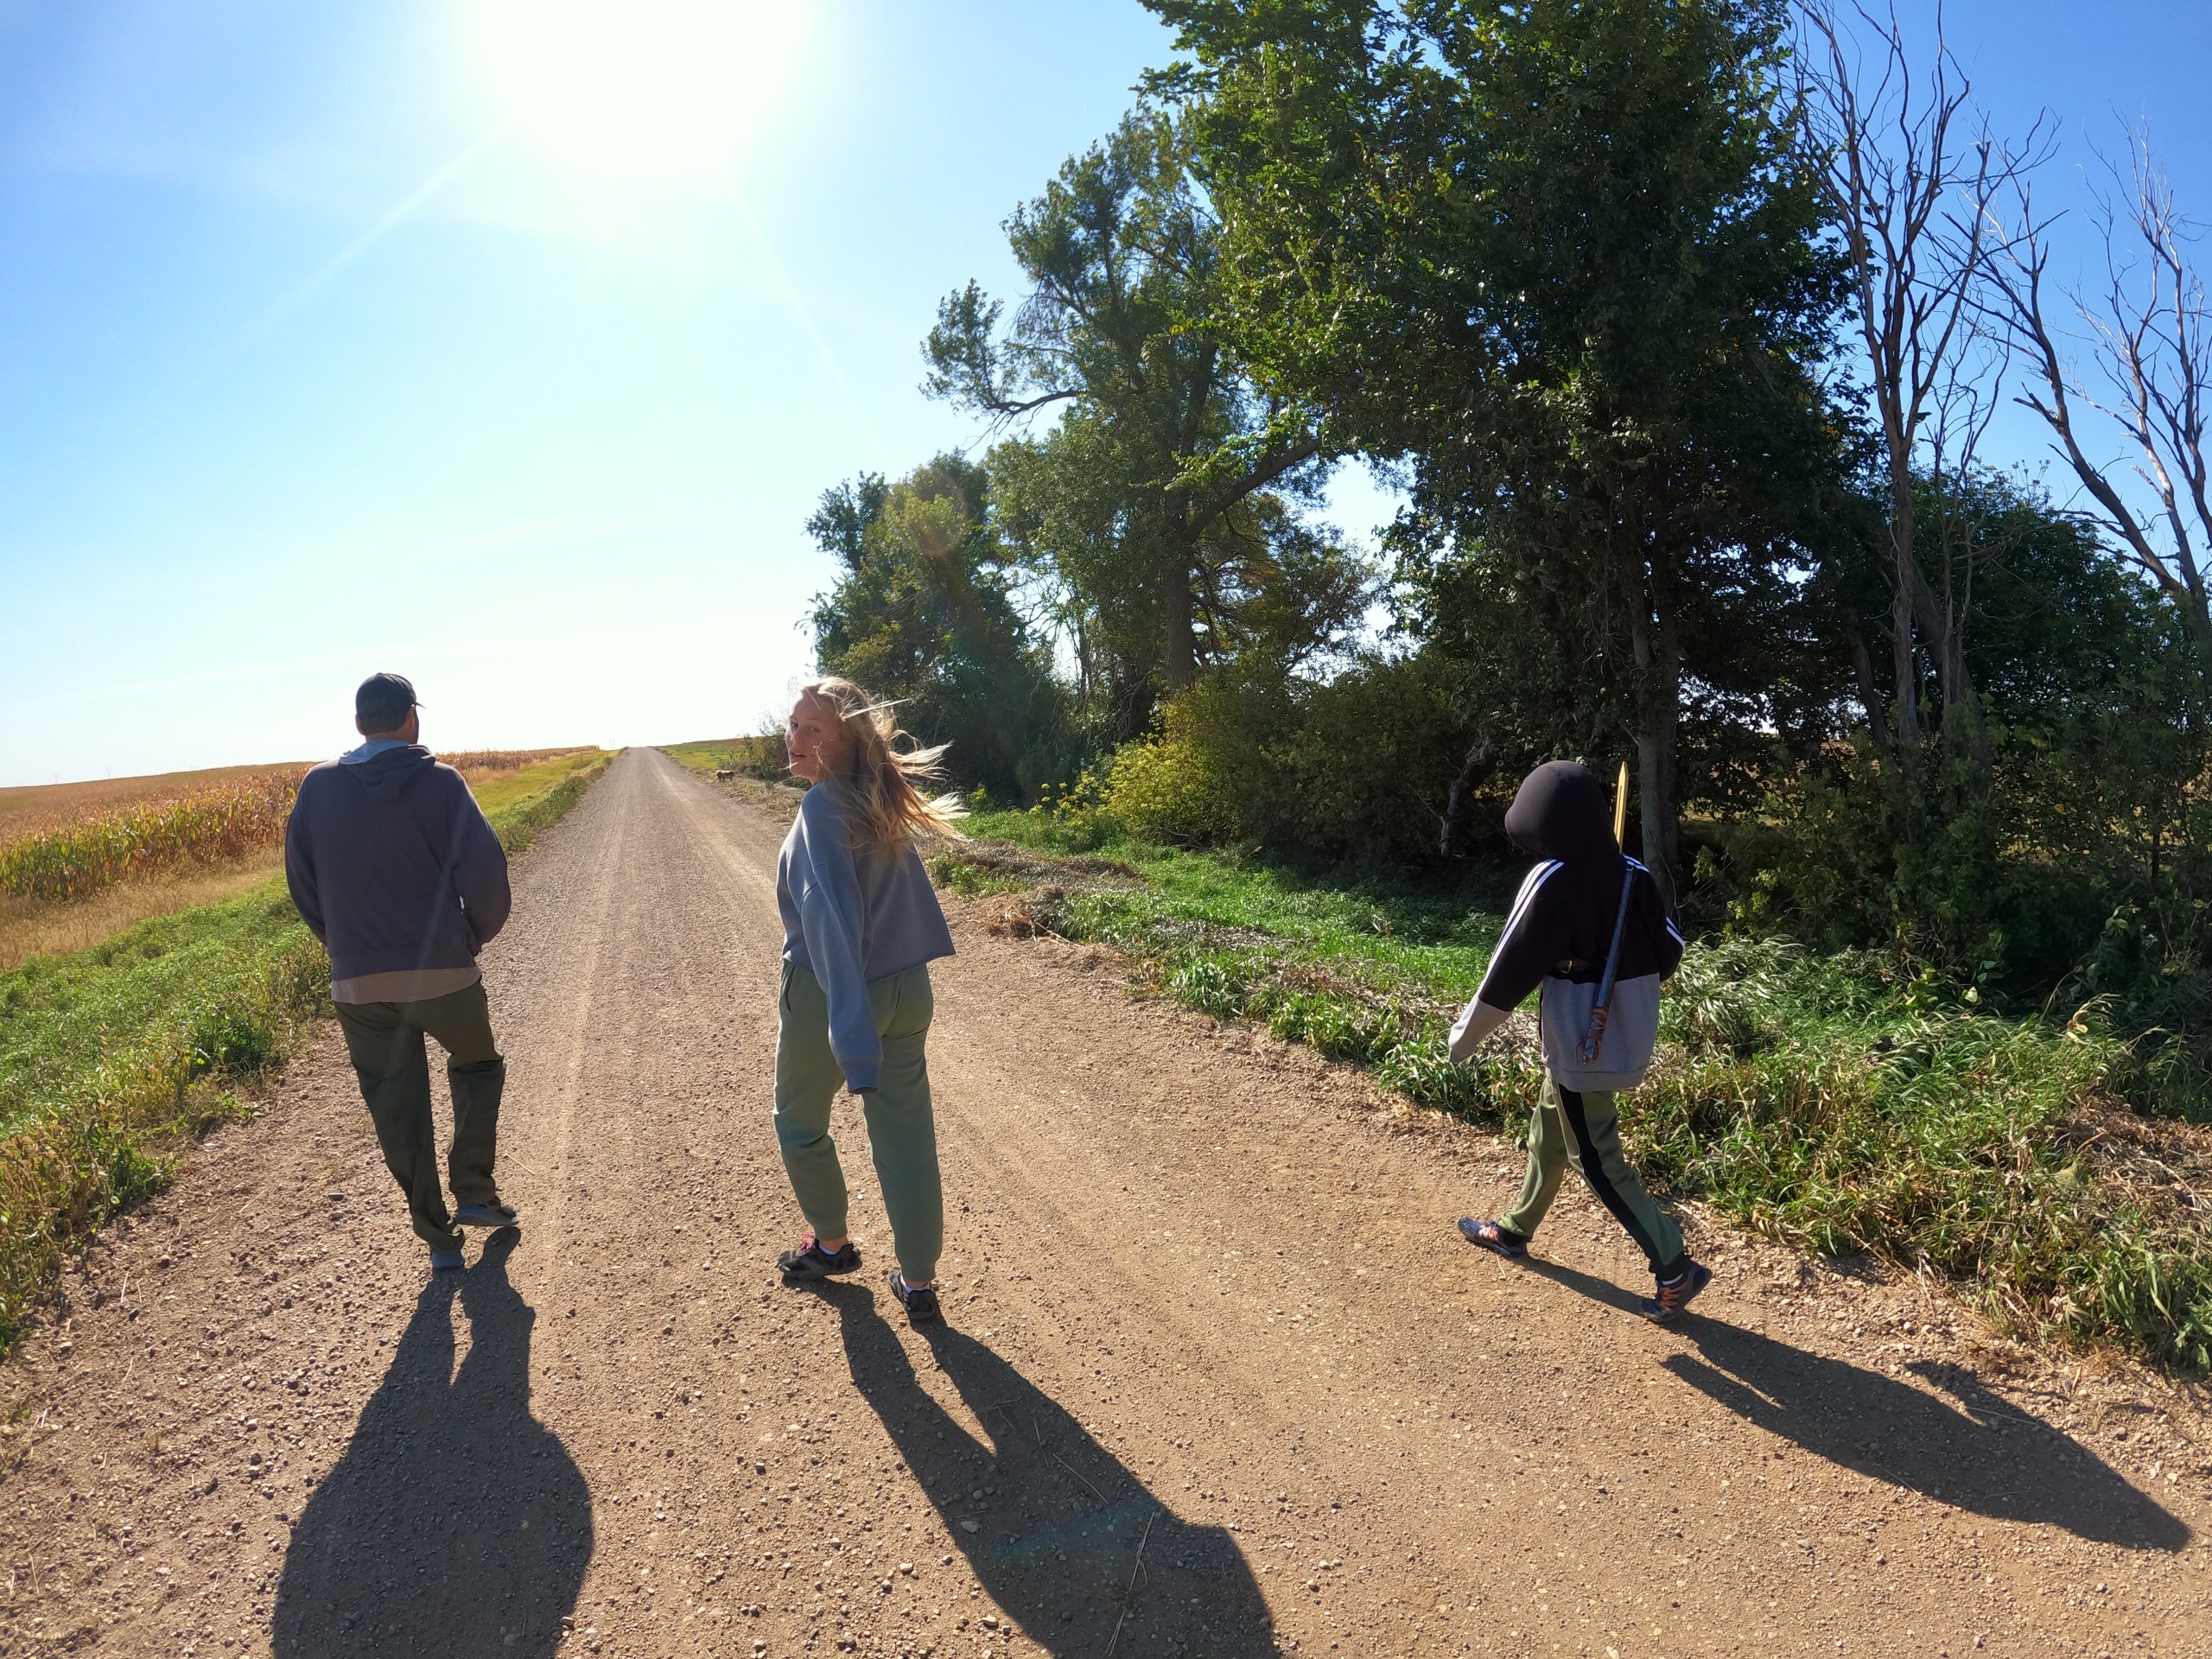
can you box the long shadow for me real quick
[273,1231,594,1655]
[1526,1256,2189,1551]
[823,1282,1281,1656]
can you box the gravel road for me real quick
[3,745,2207,1658]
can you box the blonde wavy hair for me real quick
[795,677,966,851]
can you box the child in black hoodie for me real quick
[1446,761,1711,1324]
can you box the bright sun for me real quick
[471,0,809,181]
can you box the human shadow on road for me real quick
[1525,1255,2188,1552]
[822,1281,1282,1657]
[272,1230,594,1656]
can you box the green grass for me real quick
[0,747,613,1350]
[946,807,2212,1372]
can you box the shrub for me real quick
[1103,671,1290,845]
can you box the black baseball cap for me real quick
[355,672,421,727]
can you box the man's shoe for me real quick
[454,1200,519,1230]
[429,1249,466,1273]
[1640,1262,1713,1325]
[887,1268,940,1325]
[776,1231,861,1281]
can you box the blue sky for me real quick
[1,1,2207,785]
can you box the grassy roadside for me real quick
[937,807,2212,1373]
[0,747,613,1349]
[663,734,785,782]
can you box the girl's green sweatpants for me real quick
[773,960,944,1284]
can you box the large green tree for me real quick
[1149,0,1847,897]
[808,455,1073,797]
[924,110,1366,736]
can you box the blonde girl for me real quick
[771,677,962,1321]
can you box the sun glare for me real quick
[471,0,807,181]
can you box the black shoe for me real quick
[1457,1217,1530,1261]
[1640,1262,1713,1325]
[887,1268,940,1324]
[776,1233,861,1280]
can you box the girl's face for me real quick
[785,696,844,782]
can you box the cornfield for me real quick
[0,748,588,906]
[0,772,305,903]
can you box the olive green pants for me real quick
[773,961,943,1284]
[1501,1077,1686,1278]
[333,981,505,1255]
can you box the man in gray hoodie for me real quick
[284,673,517,1271]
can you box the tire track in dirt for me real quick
[2,746,2206,1659]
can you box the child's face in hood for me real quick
[1503,761,1618,862]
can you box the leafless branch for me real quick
[1986,124,2212,652]
[1797,0,2049,746]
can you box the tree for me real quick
[807,456,1073,797]
[1150,0,1847,899]
[1993,127,2212,668]
[1798,1,2044,762]
[922,110,1353,722]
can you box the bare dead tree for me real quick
[1987,130,2212,663]
[1798,0,2044,754]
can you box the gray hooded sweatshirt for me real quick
[284,745,511,1000]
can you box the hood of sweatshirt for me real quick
[344,743,437,806]
[1503,760,1621,866]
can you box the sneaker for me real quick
[776,1231,861,1280]
[1640,1262,1713,1325]
[887,1268,940,1325]
[454,1200,518,1230]
[429,1248,466,1273]
[1457,1217,1529,1261]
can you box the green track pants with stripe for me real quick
[1501,1078,1685,1278]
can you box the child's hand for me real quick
[1447,997,1510,1063]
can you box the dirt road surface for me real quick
[4,746,2207,1658]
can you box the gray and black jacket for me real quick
[1455,761,1684,1060]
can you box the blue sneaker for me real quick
[1640,1262,1713,1325]
[429,1248,466,1273]
[454,1200,518,1230]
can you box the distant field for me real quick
[0,747,587,841]
[0,748,593,959]
[0,762,309,841]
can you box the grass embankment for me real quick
[0,747,613,1349]
[937,807,2212,1373]
[663,734,786,782]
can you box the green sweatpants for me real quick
[333,980,505,1255]
[1501,1077,1685,1278]
[773,961,943,1285]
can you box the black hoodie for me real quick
[1473,761,1684,1012]
[284,746,512,983]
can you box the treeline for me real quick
[805,1,2212,1088]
